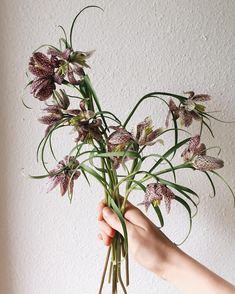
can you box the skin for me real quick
[98,200,235,294]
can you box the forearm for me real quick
[160,248,235,294]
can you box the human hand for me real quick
[97,199,179,278]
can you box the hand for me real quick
[97,199,178,278]
[98,199,235,294]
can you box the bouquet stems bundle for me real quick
[23,6,234,294]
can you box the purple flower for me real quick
[181,135,224,171]
[107,127,134,169]
[29,52,64,101]
[132,117,163,146]
[192,155,224,171]
[138,183,175,214]
[38,104,64,135]
[47,48,94,85]
[69,101,102,143]
[47,156,80,196]
[181,135,206,161]
[166,92,211,128]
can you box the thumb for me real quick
[102,207,132,236]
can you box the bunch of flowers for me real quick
[23,6,234,294]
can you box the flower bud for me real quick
[193,155,224,171]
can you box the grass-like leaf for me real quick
[174,196,192,245]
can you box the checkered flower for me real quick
[138,183,175,213]
[47,156,80,196]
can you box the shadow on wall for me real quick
[0,4,14,294]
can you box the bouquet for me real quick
[23,6,234,294]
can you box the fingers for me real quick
[98,232,113,246]
[124,205,151,231]
[98,220,116,238]
[98,200,106,221]
[102,206,133,235]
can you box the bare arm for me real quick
[97,200,235,294]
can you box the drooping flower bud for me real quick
[138,183,175,213]
[192,155,224,171]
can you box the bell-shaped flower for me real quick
[132,117,163,146]
[69,101,102,143]
[182,135,224,171]
[29,52,64,101]
[138,183,175,214]
[47,47,94,85]
[47,156,80,197]
[107,127,134,169]
[166,92,211,128]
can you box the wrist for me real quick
[155,243,185,281]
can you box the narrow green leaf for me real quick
[110,198,128,253]
[174,196,192,245]
[152,204,164,228]
[210,171,235,206]
[149,138,190,173]
[69,5,104,48]
[204,171,216,198]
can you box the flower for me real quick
[29,52,64,100]
[47,156,80,196]
[69,101,102,143]
[138,183,175,213]
[47,47,94,85]
[132,117,163,146]
[192,155,224,171]
[38,90,71,135]
[181,135,224,171]
[166,92,211,128]
[107,127,134,169]
[181,135,206,161]
[38,104,64,135]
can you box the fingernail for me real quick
[103,207,112,217]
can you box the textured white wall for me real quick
[0,0,235,293]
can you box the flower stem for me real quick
[98,246,111,294]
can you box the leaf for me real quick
[152,204,164,228]
[81,170,91,186]
[29,174,49,179]
[149,138,190,173]
[158,177,198,197]
[80,163,107,185]
[142,153,176,183]
[174,196,192,245]
[95,110,122,125]
[69,5,104,48]
[202,119,214,138]
[123,92,187,128]
[84,75,109,130]
[210,171,235,206]
[110,198,128,253]
[204,171,216,198]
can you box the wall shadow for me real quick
[0,2,14,293]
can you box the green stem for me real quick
[98,246,111,294]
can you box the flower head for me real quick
[29,52,64,100]
[182,135,224,171]
[107,127,134,169]
[69,101,102,143]
[47,156,80,196]
[192,155,224,171]
[166,92,211,128]
[181,135,206,161]
[132,117,163,146]
[47,47,94,85]
[138,183,175,213]
[38,90,71,135]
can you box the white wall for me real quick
[0,0,235,293]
